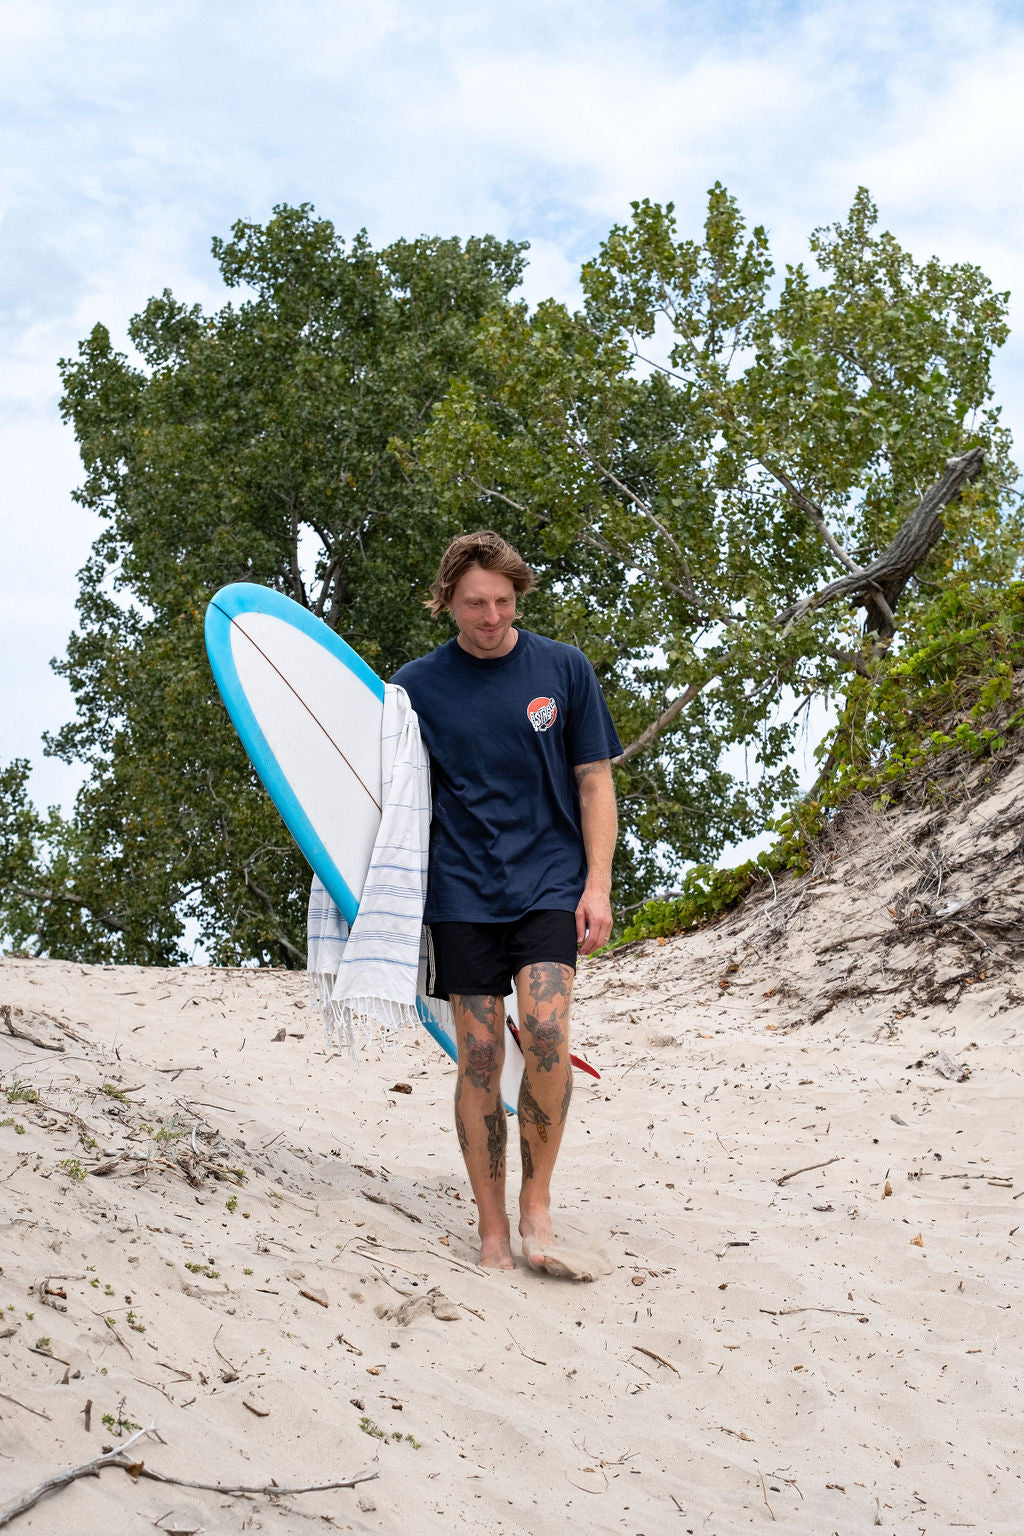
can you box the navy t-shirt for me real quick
[392,630,622,922]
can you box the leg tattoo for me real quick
[519,1076,552,1144]
[559,1070,573,1125]
[527,964,571,1005]
[520,1132,535,1182]
[454,1074,469,1154]
[452,994,503,1033]
[484,1101,507,1180]
[463,1031,498,1091]
[524,1012,564,1073]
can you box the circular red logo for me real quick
[527,696,558,732]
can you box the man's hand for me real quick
[576,883,613,955]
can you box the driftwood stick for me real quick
[0,1423,156,1528]
[631,1344,680,1375]
[0,1005,63,1052]
[760,1306,868,1319]
[816,930,890,953]
[133,1466,379,1497]
[93,1311,133,1357]
[758,1466,777,1522]
[775,1155,841,1186]
[0,1419,378,1529]
[212,1324,237,1374]
[940,1173,1013,1182]
[0,1392,51,1421]
[507,1329,547,1366]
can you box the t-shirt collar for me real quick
[450,628,528,669]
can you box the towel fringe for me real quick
[309,974,416,1058]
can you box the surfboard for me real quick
[203,581,528,1109]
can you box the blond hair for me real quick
[426,530,535,618]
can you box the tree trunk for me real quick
[776,447,985,640]
[614,448,986,764]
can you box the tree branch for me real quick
[611,449,985,761]
[566,433,688,566]
[313,550,343,618]
[756,455,864,576]
[465,476,529,515]
[619,337,898,587]
[12,885,127,934]
[0,1423,156,1528]
[469,477,725,614]
[775,448,985,641]
[241,867,306,966]
[287,496,308,608]
[613,680,709,765]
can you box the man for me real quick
[392,530,621,1274]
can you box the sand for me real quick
[1,770,1022,1534]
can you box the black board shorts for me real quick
[425,909,578,1000]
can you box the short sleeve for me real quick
[564,652,622,765]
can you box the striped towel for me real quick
[307,683,430,1055]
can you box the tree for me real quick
[13,207,527,964]
[411,186,1021,905]
[4,189,1019,962]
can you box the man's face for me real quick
[448,564,518,658]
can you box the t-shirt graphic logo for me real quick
[527,696,558,733]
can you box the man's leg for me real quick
[449,993,514,1270]
[514,961,574,1262]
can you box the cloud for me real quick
[2,0,1023,811]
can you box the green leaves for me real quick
[415,184,1020,909]
[7,188,1020,961]
[24,208,527,964]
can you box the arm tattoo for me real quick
[484,1101,507,1180]
[524,1011,564,1072]
[574,760,610,785]
[518,1077,552,1144]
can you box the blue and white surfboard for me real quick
[204,582,525,1106]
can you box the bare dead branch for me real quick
[611,449,985,761]
[1,1005,64,1052]
[775,448,985,641]
[0,1392,51,1421]
[775,1155,841,1186]
[138,1465,379,1496]
[0,1418,378,1529]
[0,1423,155,1527]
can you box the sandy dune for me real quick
[1,771,1022,1533]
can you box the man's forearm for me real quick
[577,765,617,892]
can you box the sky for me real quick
[3,0,1024,828]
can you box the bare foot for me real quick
[478,1229,515,1270]
[520,1213,609,1281]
